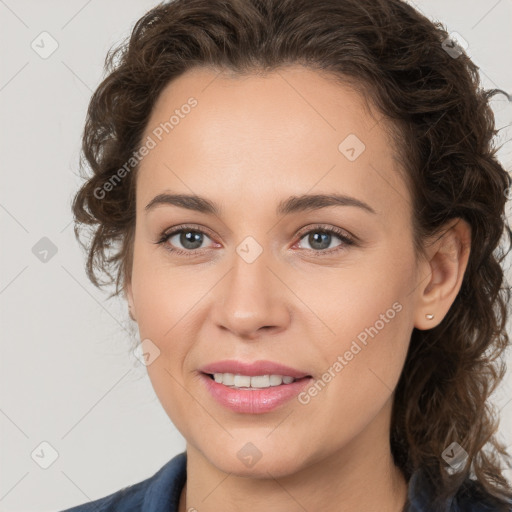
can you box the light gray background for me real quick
[1,1,511,511]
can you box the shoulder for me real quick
[455,478,512,512]
[407,467,512,512]
[58,451,187,512]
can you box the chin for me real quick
[202,441,307,478]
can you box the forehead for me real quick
[136,65,410,223]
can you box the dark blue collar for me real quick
[143,451,187,511]
[405,466,510,511]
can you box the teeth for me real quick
[212,373,297,388]
[234,374,251,387]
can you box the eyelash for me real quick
[154,223,356,258]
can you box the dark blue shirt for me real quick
[59,451,511,511]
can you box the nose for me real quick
[212,248,291,340]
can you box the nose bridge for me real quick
[212,234,290,336]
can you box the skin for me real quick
[124,65,471,512]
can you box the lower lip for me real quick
[200,373,313,414]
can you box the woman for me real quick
[63,0,512,510]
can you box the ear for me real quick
[413,218,471,330]
[124,281,137,322]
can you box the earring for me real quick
[425,313,434,320]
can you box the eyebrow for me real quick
[144,192,377,216]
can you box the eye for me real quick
[294,225,355,255]
[154,224,215,256]
[154,223,356,257]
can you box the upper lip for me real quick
[199,360,311,379]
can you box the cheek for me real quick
[318,297,409,403]
[297,295,411,449]
[131,242,197,333]
[130,252,202,434]
[304,244,415,393]
[301,249,412,344]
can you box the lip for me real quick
[199,373,313,414]
[199,359,311,379]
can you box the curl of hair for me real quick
[72,0,512,508]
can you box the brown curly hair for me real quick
[71,0,512,508]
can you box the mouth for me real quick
[199,371,314,413]
[197,359,314,412]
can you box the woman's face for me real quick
[125,65,426,476]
